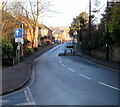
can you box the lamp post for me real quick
[106,0,109,60]
[21,23,24,57]
[89,0,92,55]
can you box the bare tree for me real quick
[2,0,53,47]
[16,0,53,47]
[2,0,8,12]
[24,0,54,47]
[8,2,24,16]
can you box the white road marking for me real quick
[67,68,75,72]
[98,82,120,91]
[16,101,36,105]
[24,87,36,105]
[24,90,30,102]
[59,60,62,63]
[78,73,91,80]
[62,63,66,67]
[27,87,34,102]
[0,100,9,103]
[34,57,39,61]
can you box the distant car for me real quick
[66,41,74,48]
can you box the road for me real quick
[2,44,120,106]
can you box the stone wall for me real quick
[109,49,120,62]
[91,48,120,63]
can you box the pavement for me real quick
[2,45,56,96]
[75,44,120,71]
[2,43,120,96]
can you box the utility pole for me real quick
[106,0,109,60]
[89,0,91,55]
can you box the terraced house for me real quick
[38,24,53,45]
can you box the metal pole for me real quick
[89,0,91,55]
[17,42,20,63]
[106,0,109,60]
[21,23,24,57]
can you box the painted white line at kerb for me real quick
[24,87,36,105]
[27,87,35,102]
[78,73,91,80]
[98,82,120,91]
[67,68,75,72]
[24,90,30,102]
[16,101,36,105]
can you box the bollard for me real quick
[64,49,67,56]
[13,59,15,66]
[71,49,73,53]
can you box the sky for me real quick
[39,0,107,27]
[6,0,107,27]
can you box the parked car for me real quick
[65,41,76,54]
[66,41,74,48]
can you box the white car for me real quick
[65,41,75,54]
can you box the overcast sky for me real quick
[7,0,107,27]
[39,0,107,27]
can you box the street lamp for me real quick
[89,0,92,55]
[88,0,101,56]
[73,31,77,53]
[106,0,109,60]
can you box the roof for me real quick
[39,24,52,31]
[53,30,65,34]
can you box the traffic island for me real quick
[58,52,76,56]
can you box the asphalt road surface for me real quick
[2,43,120,106]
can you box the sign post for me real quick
[14,29,23,63]
[17,42,20,63]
